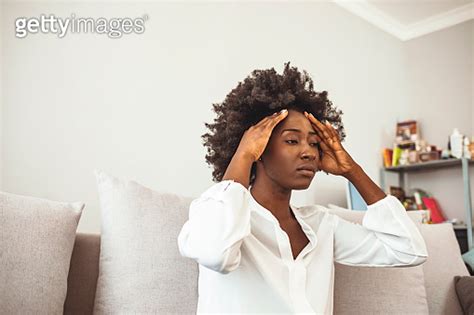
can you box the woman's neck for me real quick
[249,179,294,223]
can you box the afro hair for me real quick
[202,61,345,185]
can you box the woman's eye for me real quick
[285,140,321,146]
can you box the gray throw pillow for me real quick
[0,190,84,314]
[454,275,474,315]
[334,263,429,314]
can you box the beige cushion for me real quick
[92,170,198,314]
[420,223,469,314]
[334,263,429,314]
[0,190,84,314]
[327,203,429,314]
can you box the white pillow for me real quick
[93,169,198,314]
[0,190,84,314]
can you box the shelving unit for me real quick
[379,157,474,251]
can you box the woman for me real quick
[177,62,428,314]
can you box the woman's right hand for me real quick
[235,109,289,162]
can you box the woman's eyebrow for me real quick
[281,128,317,135]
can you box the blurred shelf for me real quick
[421,223,473,230]
[384,158,474,173]
[380,157,473,251]
[452,224,474,230]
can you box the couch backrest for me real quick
[64,233,100,315]
[64,223,469,314]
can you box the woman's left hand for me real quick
[304,111,359,177]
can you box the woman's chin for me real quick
[292,177,314,190]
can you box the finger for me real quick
[312,120,334,144]
[314,133,332,153]
[266,109,288,129]
[324,121,339,140]
[314,126,340,161]
[316,121,334,142]
[322,122,338,142]
[255,109,286,127]
[315,137,337,161]
[253,113,274,127]
[304,112,329,137]
[305,112,338,143]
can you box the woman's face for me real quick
[258,109,321,190]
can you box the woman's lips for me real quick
[296,169,315,177]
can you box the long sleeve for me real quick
[177,180,252,274]
[333,194,429,267]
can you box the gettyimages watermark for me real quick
[15,13,149,39]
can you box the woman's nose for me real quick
[301,148,316,160]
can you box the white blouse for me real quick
[177,180,428,314]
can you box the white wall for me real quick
[2,2,472,233]
[0,1,3,191]
[396,20,473,222]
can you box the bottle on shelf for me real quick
[449,128,464,159]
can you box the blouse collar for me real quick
[249,188,318,261]
[248,187,318,244]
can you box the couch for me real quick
[64,222,470,315]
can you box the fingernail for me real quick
[279,109,287,114]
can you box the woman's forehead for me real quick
[276,110,316,133]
